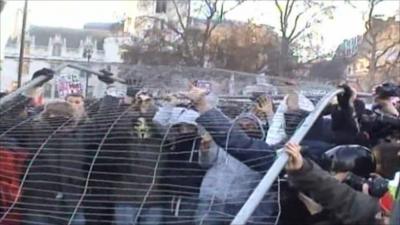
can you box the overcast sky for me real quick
[1,0,399,57]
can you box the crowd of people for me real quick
[0,68,399,225]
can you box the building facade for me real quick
[1,24,130,98]
[335,17,400,91]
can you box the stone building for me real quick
[1,24,129,97]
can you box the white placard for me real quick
[56,73,83,98]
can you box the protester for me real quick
[153,105,208,225]
[0,68,54,225]
[112,97,165,225]
[17,101,86,225]
[84,73,166,225]
[196,130,274,225]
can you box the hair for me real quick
[324,145,376,178]
[40,101,75,119]
[372,143,400,179]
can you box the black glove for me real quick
[126,77,143,97]
[337,84,354,108]
[32,68,55,87]
[98,69,114,84]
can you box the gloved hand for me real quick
[337,84,355,108]
[98,69,114,84]
[32,68,55,87]
[126,77,143,97]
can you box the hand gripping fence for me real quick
[231,88,344,225]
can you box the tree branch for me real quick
[376,41,400,61]
[172,0,187,32]
[286,0,296,21]
[283,0,291,26]
[274,0,286,37]
[221,0,244,16]
[186,0,192,28]
[145,16,184,37]
[289,21,312,44]
[287,11,305,41]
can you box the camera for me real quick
[344,172,388,198]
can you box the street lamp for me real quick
[83,45,93,97]
[17,0,28,88]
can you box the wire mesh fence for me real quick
[0,65,339,225]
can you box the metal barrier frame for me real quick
[0,64,125,107]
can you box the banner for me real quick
[56,73,83,98]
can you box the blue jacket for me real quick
[198,141,276,223]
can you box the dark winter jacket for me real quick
[111,110,166,205]
[82,95,122,225]
[288,158,380,225]
[160,136,207,198]
[18,120,88,224]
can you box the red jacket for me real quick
[0,147,27,225]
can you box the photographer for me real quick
[322,145,389,198]
[363,82,400,144]
[285,143,382,225]
[332,83,400,147]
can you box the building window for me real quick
[79,70,86,79]
[52,43,62,57]
[155,0,167,13]
[160,20,165,30]
[43,83,52,98]
[87,86,94,98]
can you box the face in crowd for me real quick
[66,94,86,120]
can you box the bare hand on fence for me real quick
[252,95,274,122]
[285,143,303,172]
[180,83,211,113]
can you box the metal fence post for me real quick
[231,88,344,225]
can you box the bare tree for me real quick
[162,0,245,66]
[208,21,281,72]
[273,0,335,77]
[361,0,400,88]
